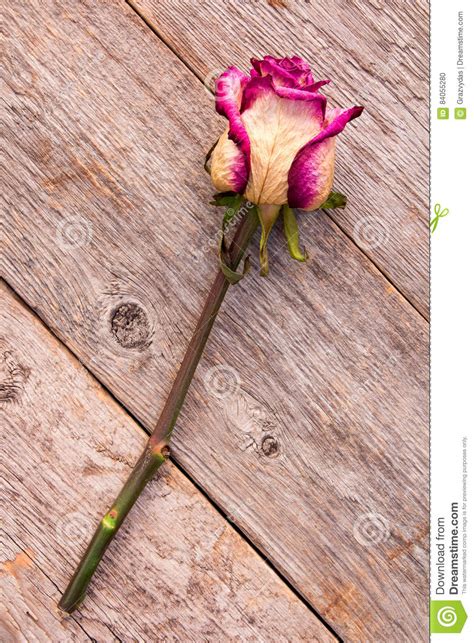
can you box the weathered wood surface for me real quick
[0,281,333,642]
[2,0,429,639]
[132,0,429,317]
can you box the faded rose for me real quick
[210,55,363,273]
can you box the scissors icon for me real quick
[430,203,449,233]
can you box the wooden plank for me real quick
[0,281,333,641]
[130,0,430,318]
[2,0,428,639]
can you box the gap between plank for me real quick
[327,213,429,323]
[123,0,428,323]
[2,277,342,642]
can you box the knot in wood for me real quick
[110,303,151,349]
[260,435,279,458]
[0,346,30,407]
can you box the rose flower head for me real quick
[209,56,363,275]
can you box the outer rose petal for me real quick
[240,76,326,205]
[251,56,314,88]
[210,128,248,193]
[214,66,251,190]
[306,79,331,92]
[287,105,363,211]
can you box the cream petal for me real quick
[241,83,322,205]
[210,129,248,193]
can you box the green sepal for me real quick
[218,199,252,284]
[220,247,251,284]
[211,192,244,231]
[204,139,218,175]
[319,192,347,210]
[257,204,281,276]
[212,194,244,256]
[224,195,244,231]
[219,231,251,285]
[282,205,307,262]
[210,191,240,208]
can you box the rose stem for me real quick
[58,207,260,614]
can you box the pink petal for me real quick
[287,105,363,210]
[251,56,316,88]
[241,75,326,125]
[214,67,252,192]
[306,79,331,92]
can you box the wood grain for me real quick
[131,0,430,318]
[0,281,333,641]
[2,0,428,639]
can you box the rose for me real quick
[210,56,363,274]
[58,55,365,615]
[211,55,362,209]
